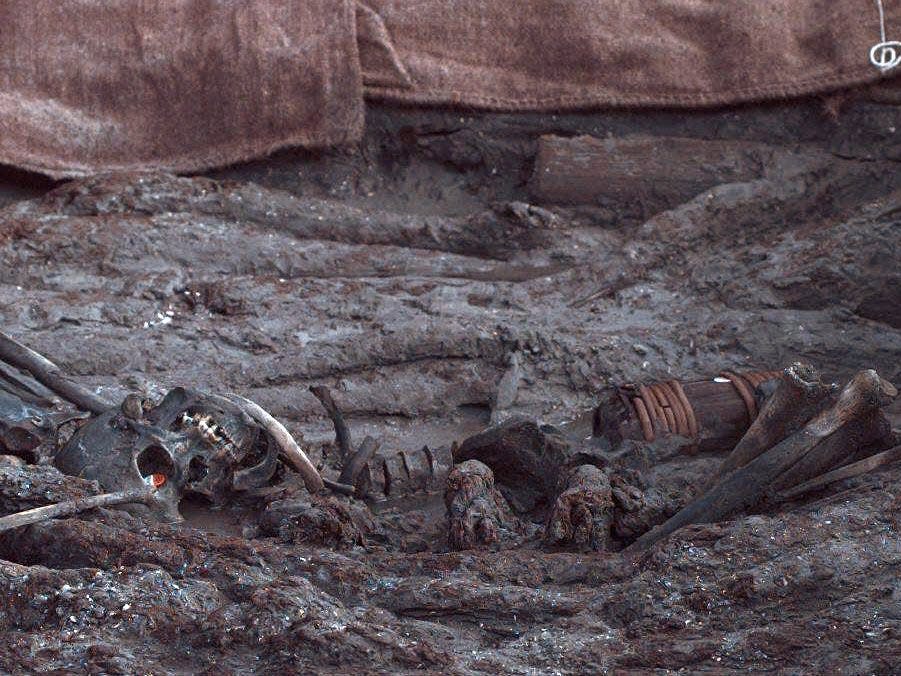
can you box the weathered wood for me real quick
[718,364,835,476]
[594,374,779,453]
[770,409,894,493]
[625,370,897,553]
[529,134,768,209]
[777,444,901,501]
[0,485,154,533]
[0,330,111,414]
[0,362,58,407]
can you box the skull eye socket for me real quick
[137,444,175,480]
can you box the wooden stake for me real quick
[0,486,154,534]
[0,330,111,414]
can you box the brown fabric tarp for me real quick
[0,1,363,178]
[361,0,900,108]
[1,0,898,178]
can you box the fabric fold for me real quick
[0,0,364,178]
[1,0,899,178]
[362,0,901,109]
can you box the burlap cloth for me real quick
[0,1,363,178]
[2,0,898,177]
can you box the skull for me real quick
[54,387,280,520]
[0,387,90,463]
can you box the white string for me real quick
[871,0,901,71]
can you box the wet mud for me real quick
[0,95,899,673]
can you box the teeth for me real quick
[180,411,235,449]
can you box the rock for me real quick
[444,460,520,550]
[544,464,614,550]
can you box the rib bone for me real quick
[222,393,325,493]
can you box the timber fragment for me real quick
[717,363,835,476]
[626,369,897,553]
[529,134,770,211]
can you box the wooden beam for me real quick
[529,134,768,210]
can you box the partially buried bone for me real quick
[717,363,835,476]
[222,393,325,493]
[626,369,897,553]
[544,464,614,551]
[445,460,520,550]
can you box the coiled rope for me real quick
[629,370,781,444]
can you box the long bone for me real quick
[716,363,835,476]
[626,369,897,554]
[0,330,111,414]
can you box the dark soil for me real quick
[0,94,899,673]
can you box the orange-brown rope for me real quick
[670,379,698,440]
[632,396,655,441]
[628,370,780,443]
[719,370,758,421]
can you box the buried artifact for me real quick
[0,330,329,525]
[0,328,898,555]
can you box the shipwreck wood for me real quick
[626,370,897,553]
[0,330,112,414]
[594,372,780,453]
[529,135,769,209]
[717,364,835,476]
[770,409,894,493]
[777,444,901,501]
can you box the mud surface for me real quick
[0,97,900,673]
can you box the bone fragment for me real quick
[626,369,896,553]
[0,330,112,414]
[0,485,155,534]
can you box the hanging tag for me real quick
[871,1,901,71]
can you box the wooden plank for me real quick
[529,134,769,209]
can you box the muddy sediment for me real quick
[0,97,899,672]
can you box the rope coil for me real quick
[628,370,781,444]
